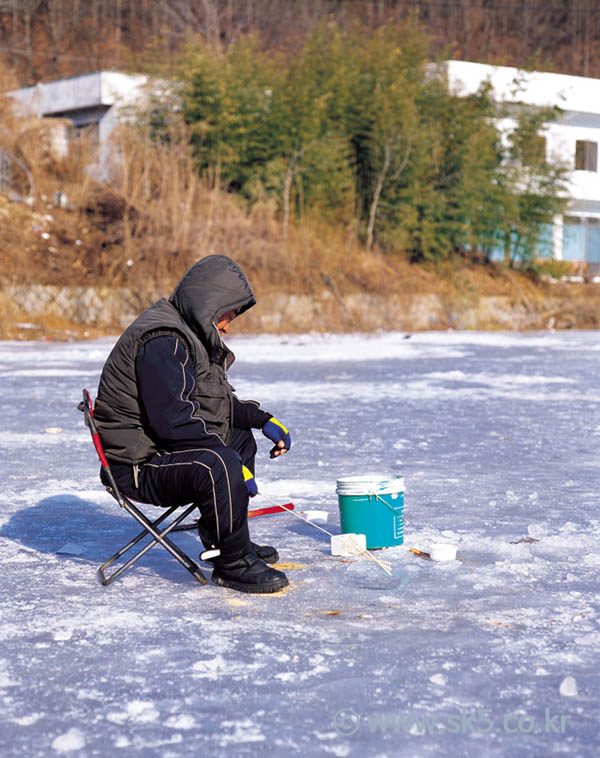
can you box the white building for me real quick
[6,71,147,178]
[444,60,600,267]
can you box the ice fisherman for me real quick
[93,254,291,594]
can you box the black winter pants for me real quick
[108,428,257,560]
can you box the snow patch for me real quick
[164,714,196,730]
[429,673,447,686]
[51,728,85,752]
[219,718,265,745]
[106,700,160,724]
[14,713,42,726]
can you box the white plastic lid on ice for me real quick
[336,473,405,496]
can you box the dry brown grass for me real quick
[0,86,464,304]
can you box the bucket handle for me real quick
[370,491,403,515]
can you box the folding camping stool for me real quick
[78,388,218,586]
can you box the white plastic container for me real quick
[429,543,457,562]
[303,510,328,523]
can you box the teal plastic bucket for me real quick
[336,474,405,549]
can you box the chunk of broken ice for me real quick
[559,675,578,697]
[527,523,549,538]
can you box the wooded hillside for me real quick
[1,1,600,86]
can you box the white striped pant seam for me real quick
[153,447,235,530]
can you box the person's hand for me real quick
[262,417,291,458]
[242,465,258,497]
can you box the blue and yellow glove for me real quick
[242,465,258,497]
[262,417,291,458]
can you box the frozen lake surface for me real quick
[1,330,599,757]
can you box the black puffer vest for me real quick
[93,255,256,464]
[93,298,232,463]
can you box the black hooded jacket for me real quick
[93,255,270,464]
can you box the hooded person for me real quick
[93,255,292,593]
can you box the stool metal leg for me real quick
[98,499,207,586]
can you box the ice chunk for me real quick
[51,727,85,752]
[559,675,578,697]
[165,714,196,730]
[127,700,159,723]
[527,523,549,538]
[14,714,41,726]
[56,543,84,556]
[53,628,73,641]
[429,673,447,686]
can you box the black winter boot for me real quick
[251,541,279,564]
[211,552,288,594]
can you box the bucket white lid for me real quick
[336,473,404,495]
